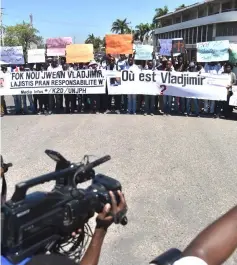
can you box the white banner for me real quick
[0,70,106,95]
[28,49,45,63]
[0,69,230,101]
[107,70,229,100]
[0,46,25,65]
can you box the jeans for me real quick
[186,98,199,115]
[163,95,172,113]
[13,95,22,113]
[22,95,35,113]
[204,100,215,114]
[145,95,155,113]
[128,95,136,113]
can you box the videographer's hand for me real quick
[96,190,127,230]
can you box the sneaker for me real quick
[48,111,52,115]
[38,111,43,115]
[115,110,120,114]
[150,113,154,116]
[134,112,136,115]
[144,113,147,116]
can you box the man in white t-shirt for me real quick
[151,204,237,265]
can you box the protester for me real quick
[47,58,63,114]
[222,62,236,118]
[88,61,100,113]
[126,57,138,114]
[144,60,155,116]
[162,60,174,115]
[204,62,221,116]
[186,62,200,117]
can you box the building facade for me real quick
[154,0,237,60]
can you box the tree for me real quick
[3,22,43,61]
[152,5,169,27]
[111,18,130,34]
[85,34,103,52]
[135,23,151,43]
[176,4,186,10]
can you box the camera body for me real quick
[1,150,127,264]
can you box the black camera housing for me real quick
[1,150,127,264]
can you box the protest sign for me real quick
[107,70,229,100]
[229,43,237,64]
[66,44,93,63]
[0,46,25,65]
[106,34,133,54]
[1,70,106,95]
[172,40,185,54]
[197,40,229,62]
[28,49,45,63]
[159,39,172,56]
[46,37,72,56]
[159,38,183,56]
[134,44,153,60]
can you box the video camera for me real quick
[1,150,127,265]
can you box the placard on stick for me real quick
[172,40,185,54]
[66,44,94,63]
[106,34,133,55]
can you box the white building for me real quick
[154,0,237,59]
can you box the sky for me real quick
[2,0,198,43]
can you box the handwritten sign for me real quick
[134,44,153,60]
[159,39,172,56]
[46,37,72,56]
[106,34,133,55]
[197,40,229,62]
[0,46,25,65]
[66,44,93,63]
[28,49,45,63]
[172,40,185,54]
[229,43,237,64]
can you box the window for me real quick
[207,25,213,41]
[216,22,237,36]
[198,6,206,18]
[175,16,181,23]
[193,27,197,44]
[174,31,177,38]
[182,12,190,22]
[185,29,189,44]
[182,29,185,40]
[188,28,193,44]
[197,26,202,43]
[202,25,207,42]
[222,1,232,12]
[208,3,220,15]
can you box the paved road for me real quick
[1,105,237,264]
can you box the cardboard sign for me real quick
[134,44,153,60]
[172,40,185,54]
[0,46,25,65]
[197,40,229,62]
[28,49,45,63]
[106,34,133,55]
[46,37,72,56]
[66,44,94,63]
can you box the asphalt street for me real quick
[1,99,237,265]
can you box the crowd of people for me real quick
[1,53,236,119]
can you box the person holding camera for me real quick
[12,190,127,265]
[151,204,237,265]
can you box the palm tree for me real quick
[85,34,96,44]
[111,18,130,34]
[85,34,103,51]
[176,4,186,10]
[135,23,151,43]
[152,6,169,27]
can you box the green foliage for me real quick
[111,19,131,34]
